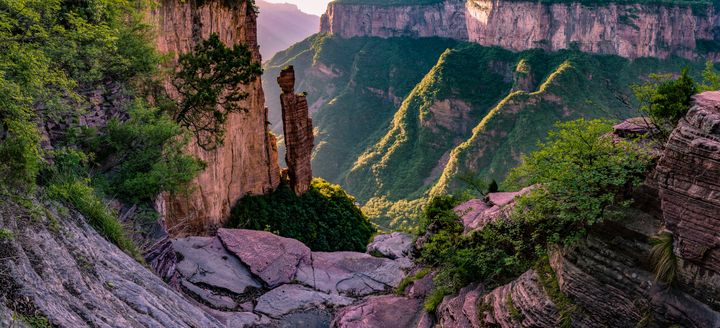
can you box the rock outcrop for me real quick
[166,229,414,326]
[150,0,281,235]
[321,0,720,59]
[0,198,227,327]
[654,91,720,308]
[278,66,315,195]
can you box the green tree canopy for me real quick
[172,33,262,150]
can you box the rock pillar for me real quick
[278,66,314,195]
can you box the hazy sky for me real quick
[264,0,331,16]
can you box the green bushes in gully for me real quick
[0,0,258,259]
[229,178,376,252]
[418,119,652,311]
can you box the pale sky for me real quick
[263,0,331,16]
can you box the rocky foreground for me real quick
[3,92,720,327]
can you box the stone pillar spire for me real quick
[278,66,314,195]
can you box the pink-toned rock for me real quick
[613,117,657,138]
[478,270,560,327]
[654,91,720,308]
[331,295,426,328]
[436,283,485,328]
[296,251,408,296]
[321,0,720,59]
[217,228,311,287]
[455,186,534,232]
[367,232,415,259]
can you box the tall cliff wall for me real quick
[149,0,281,235]
[321,0,720,59]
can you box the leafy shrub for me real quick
[84,101,205,203]
[632,68,697,137]
[419,119,652,305]
[228,178,376,252]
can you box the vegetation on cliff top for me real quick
[228,178,376,252]
[419,118,652,309]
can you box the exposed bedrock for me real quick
[151,0,281,235]
[654,91,720,309]
[321,0,720,59]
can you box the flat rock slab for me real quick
[367,232,415,259]
[255,284,353,318]
[174,236,261,295]
[332,295,425,328]
[218,228,311,287]
[296,251,407,296]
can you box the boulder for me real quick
[173,236,261,296]
[613,117,657,138]
[455,186,535,233]
[367,232,415,259]
[296,251,407,296]
[254,284,353,318]
[331,295,425,328]
[217,228,311,287]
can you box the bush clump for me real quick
[419,119,652,307]
[228,178,376,252]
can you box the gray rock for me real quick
[331,295,425,328]
[181,279,237,310]
[0,198,224,327]
[218,228,311,287]
[296,251,408,296]
[255,284,353,318]
[367,232,415,259]
[174,236,261,295]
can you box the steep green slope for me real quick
[265,35,701,230]
[264,34,458,180]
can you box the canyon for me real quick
[321,0,720,59]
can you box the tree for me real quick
[172,33,262,150]
[632,68,696,138]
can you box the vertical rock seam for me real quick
[278,66,314,195]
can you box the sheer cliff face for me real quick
[150,0,280,235]
[321,0,720,59]
[320,1,468,40]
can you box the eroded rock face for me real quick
[150,0,281,235]
[477,270,560,327]
[278,66,315,195]
[321,0,720,59]
[654,91,720,308]
[217,228,311,287]
[0,199,225,327]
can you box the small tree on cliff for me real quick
[632,68,696,139]
[172,33,262,150]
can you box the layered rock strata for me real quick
[278,66,315,195]
[150,0,281,235]
[654,91,720,308]
[321,0,720,59]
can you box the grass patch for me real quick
[649,232,677,284]
[396,267,431,295]
[535,257,576,328]
[424,287,448,312]
[507,294,524,321]
[48,179,143,263]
